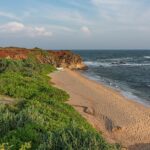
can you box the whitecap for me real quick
[84,61,111,67]
[84,61,150,67]
[106,57,132,61]
[122,63,150,66]
[144,56,150,59]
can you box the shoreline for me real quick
[79,71,150,108]
[51,69,150,149]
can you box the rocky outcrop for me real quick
[0,47,87,70]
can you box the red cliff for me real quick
[0,47,87,70]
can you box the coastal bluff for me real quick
[0,47,87,70]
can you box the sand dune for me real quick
[51,69,150,150]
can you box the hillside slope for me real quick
[0,57,119,150]
[0,47,86,69]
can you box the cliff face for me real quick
[0,47,87,70]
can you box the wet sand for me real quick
[51,69,150,150]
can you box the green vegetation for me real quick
[0,58,120,150]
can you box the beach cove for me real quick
[51,69,150,150]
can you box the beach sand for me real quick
[51,69,150,150]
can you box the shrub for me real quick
[0,58,119,150]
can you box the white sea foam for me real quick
[84,61,111,67]
[122,63,150,66]
[82,72,150,107]
[106,57,132,61]
[121,90,150,106]
[144,56,150,59]
[84,61,150,67]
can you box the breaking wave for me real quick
[144,56,150,59]
[84,61,150,67]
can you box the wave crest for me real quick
[84,61,150,67]
[144,56,150,59]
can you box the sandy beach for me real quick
[51,69,150,150]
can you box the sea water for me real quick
[73,50,150,106]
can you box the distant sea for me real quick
[73,50,150,106]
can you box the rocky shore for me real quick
[0,47,87,70]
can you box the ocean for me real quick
[73,50,150,106]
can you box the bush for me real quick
[0,58,119,150]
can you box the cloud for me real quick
[91,0,123,5]
[0,22,53,37]
[81,26,91,34]
[0,22,24,32]
[48,11,90,25]
[32,27,53,37]
[43,4,93,27]
[46,25,75,32]
[1,0,150,49]
[91,0,150,27]
[0,11,20,20]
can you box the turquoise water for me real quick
[74,50,150,105]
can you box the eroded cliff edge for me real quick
[0,47,87,70]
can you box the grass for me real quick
[0,58,120,150]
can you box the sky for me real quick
[0,0,150,49]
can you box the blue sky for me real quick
[0,0,150,49]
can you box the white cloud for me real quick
[0,22,53,37]
[81,26,91,34]
[91,0,123,5]
[33,27,53,37]
[0,22,24,32]
[46,6,92,26]
[47,25,75,32]
[0,11,20,20]
[91,0,150,28]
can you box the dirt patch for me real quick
[0,95,14,104]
